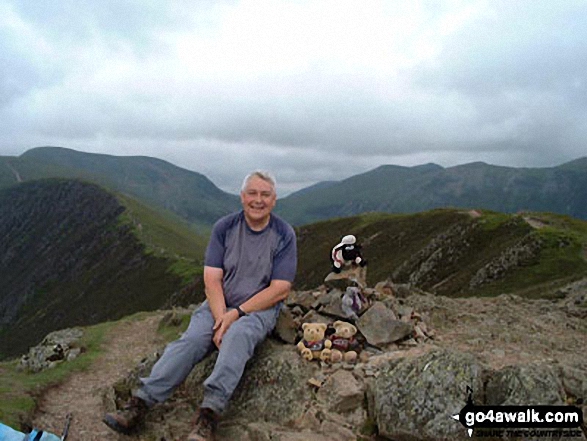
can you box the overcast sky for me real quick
[1,1,586,195]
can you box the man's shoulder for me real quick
[213,211,244,232]
[270,213,296,238]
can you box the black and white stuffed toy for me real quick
[330,234,367,273]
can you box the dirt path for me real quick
[33,313,165,440]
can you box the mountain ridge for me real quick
[0,179,205,359]
[2,147,240,229]
[277,156,587,224]
[2,147,587,226]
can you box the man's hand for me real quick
[212,309,239,348]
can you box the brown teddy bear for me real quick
[328,320,361,363]
[297,323,332,362]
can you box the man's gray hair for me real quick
[241,170,277,193]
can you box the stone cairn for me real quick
[275,270,436,366]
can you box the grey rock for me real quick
[319,291,347,319]
[109,339,320,439]
[274,306,298,344]
[357,301,413,347]
[18,327,84,372]
[286,290,318,311]
[317,369,364,413]
[371,349,485,441]
[300,310,332,326]
[42,328,84,347]
[374,280,395,298]
[486,364,566,405]
[557,363,587,401]
[394,283,413,299]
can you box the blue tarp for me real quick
[0,423,60,441]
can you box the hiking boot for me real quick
[102,396,148,434]
[187,407,219,441]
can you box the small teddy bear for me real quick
[297,323,332,362]
[341,286,368,320]
[328,320,361,363]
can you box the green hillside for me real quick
[0,147,240,229]
[296,209,587,298]
[278,158,587,225]
[0,179,206,359]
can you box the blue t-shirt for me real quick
[204,211,297,307]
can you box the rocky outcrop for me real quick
[100,279,587,440]
[357,301,413,347]
[395,222,479,288]
[469,235,543,288]
[18,328,84,373]
[372,349,486,441]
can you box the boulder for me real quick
[285,290,317,311]
[374,280,394,298]
[107,339,320,440]
[557,363,587,402]
[371,349,485,441]
[274,307,298,344]
[18,328,84,372]
[317,369,364,413]
[486,363,566,405]
[357,301,413,347]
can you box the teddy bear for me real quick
[328,320,361,363]
[341,286,368,320]
[297,323,332,362]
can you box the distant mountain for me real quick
[3,148,587,228]
[0,179,206,359]
[295,209,587,297]
[285,180,338,198]
[277,158,587,225]
[0,147,240,229]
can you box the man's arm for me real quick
[238,279,291,314]
[203,266,226,321]
[209,278,290,348]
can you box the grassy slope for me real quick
[295,209,587,298]
[0,179,206,359]
[115,193,208,283]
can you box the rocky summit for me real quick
[85,276,586,440]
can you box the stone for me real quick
[319,291,347,319]
[357,302,413,347]
[274,307,298,344]
[371,349,485,441]
[18,327,85,373]
[320,419,356,441]
[374,280,394,298]
[557,363,587,401]
[300,310,331,326]
[317,369,364,413]
[394,283,413,298]
[285,290,317,311]
[486,363,566,405]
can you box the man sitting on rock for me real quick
[103,171,297,441]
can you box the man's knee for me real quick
[224,319,265,348]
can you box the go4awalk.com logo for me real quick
[451,387,584,438]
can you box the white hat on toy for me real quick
[340,235,356,245]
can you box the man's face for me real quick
[240,176,277,226]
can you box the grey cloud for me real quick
[1,1,586,196]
